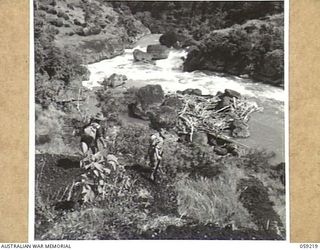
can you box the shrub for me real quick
[49,18,64,27]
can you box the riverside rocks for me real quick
[102,73,128,88]
[146,44,170,60]
[133,45,169,62]
[136,84,165,109]
[183,14,284,86]
[149,106,177,130]
[127,84,260,151]
[128,85,165,119]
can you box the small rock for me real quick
[133,49,153,62]
[102,73,127,88]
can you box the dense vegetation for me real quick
[184,14,284,86]
[35,1,285,240]
[125,1,283,37]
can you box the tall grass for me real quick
[176,166,255,229]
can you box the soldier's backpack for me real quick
[83,122,100,139]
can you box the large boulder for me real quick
[146,44,169,60]
[159,31,178,48]
[102,73,127,88]
[136,84,165,110]
[133,49,153,62]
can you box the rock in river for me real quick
[133,49,153,62]
[146,44,169,60]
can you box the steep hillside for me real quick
[35,0,149,65]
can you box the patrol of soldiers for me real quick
[80,113,107,157]
[78,112,166,182]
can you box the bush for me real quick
[49,18,64,27]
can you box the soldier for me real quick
[80,113,107,156]
[149,128,165,181]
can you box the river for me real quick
[83,34,285,163]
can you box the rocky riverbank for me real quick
[183,14,284,86]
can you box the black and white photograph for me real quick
[34,0,287,241]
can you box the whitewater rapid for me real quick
[82,34,284,103]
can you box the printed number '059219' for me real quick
[300,244,319,248]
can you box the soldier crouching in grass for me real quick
[149,128,166,181]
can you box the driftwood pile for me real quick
[172,91,263,147]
